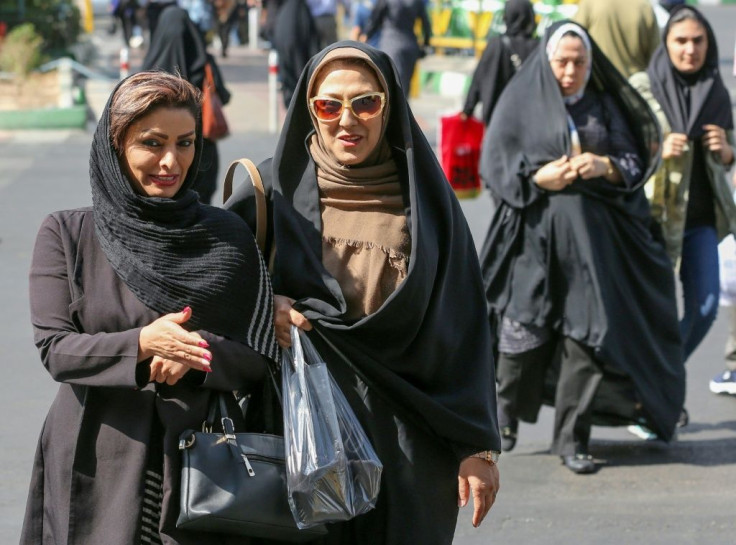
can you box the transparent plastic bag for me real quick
[281,326,382,529]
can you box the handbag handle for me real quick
[204,62,215,91]
[223,158,267,253]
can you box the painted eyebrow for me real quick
[140,129,196,139]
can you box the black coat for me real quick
[462,0,538,125]
[479,21,685,440]
[20,210,269,545]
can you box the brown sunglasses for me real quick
[309,92,386,122]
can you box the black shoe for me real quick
[677,408,689,428]
[501,426,517,452]
[561,454,596,474]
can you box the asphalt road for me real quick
[1,6,736,544]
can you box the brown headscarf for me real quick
[307,48,411,319]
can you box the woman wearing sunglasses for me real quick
[226,41,501,543]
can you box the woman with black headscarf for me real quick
[226,41,501,543]
[20,71,277,545]
[462,0,538,126]
[480,21,684,474]
[630,6,736,399]
[142,6,231,204]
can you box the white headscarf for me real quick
[546,23,592,106]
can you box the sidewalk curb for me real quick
[0,105,88,130]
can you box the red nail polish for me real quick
[202,352,212,362]
[199,340,210,348]
[182,306,191,313]
[203,365,212,373]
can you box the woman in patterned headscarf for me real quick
[21,71,277,545]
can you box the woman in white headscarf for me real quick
[480,21,684,474]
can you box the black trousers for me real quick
[497,337,603,456]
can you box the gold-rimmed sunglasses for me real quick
[309,92,386,122]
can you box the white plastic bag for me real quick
[719,234,736,307]
[281,326,382,529]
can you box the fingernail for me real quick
[202,352,212,362]
[203,365,212,373]
[198,340,209,348]
[182,306,191,313]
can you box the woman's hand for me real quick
[458,456,500,528]
[662,132,688,159]
[569,152,608,180]
[148,356,191,384]
[533,156,577,191]
[138,307,213,373]
[703,124,734,165]
[274,295,312,348]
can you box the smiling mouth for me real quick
[339,135,362,145]
[150,174,179,186]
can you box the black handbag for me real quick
[176,378,328,542]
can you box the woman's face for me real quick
[311,64,384,166]
[550,36,589,97]
[666,18,708,74]
[121,106,196,198]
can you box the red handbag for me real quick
[201,63,230,141]
[438,112,484,199]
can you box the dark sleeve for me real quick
[185,330,269,390]
[207,53,232,105]
[30,214,143,388]
[462,42,498,120]
[603,94,644,188]
[462,61,484,118]
[363,0,387,41]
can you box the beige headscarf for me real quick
[307,48,411,320]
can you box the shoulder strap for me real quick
[501,35,522,72]
[223,158,267,253]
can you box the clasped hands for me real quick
[663,125,733,165]
[534,153,611,191]
[138,306,213,384]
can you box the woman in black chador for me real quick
[143,6,231,204]
[20,72,277,544]
[226,41,501,543]
[480,21,685,474]
[462,0,539,126]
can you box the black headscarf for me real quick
[463,0,538,124]
[241,41,500,457]
[647,5,733,139]
[479,22,684,440]
[142,6,231,106]
[503,0,536,38]
[481,20,661,208]
[89,77,278,361]
[142,7,208,89]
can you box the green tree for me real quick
[0,0,80,52]
[0,22,43,75]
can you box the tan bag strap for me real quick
[223,158,267,253]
